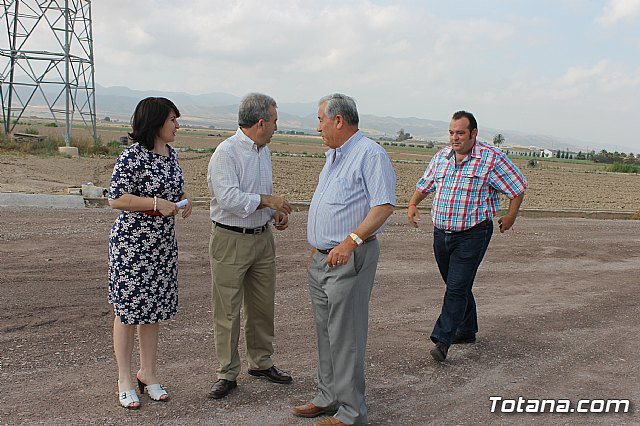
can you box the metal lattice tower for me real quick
[0,0,96,145]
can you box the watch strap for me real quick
[350,232,364,246]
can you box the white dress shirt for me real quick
[207,128,275,228]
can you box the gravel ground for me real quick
[1,207,639,425]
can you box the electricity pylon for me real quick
[0,0,96,146]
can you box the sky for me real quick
[90,0,640,153]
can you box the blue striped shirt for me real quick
[207,128,275,228]
[307,131,396,250]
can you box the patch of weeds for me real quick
[606,163,640,174]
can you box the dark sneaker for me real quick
[430,342,449,362]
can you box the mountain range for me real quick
[21,84,600,153]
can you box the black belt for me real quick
[316,235,377,254]
[213,220,269,234]
[442,219,490,234]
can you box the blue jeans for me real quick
[430,221,493,346]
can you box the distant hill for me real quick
[20,84,598,153]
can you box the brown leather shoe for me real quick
[291,402,337,418]
[314,417,347,426]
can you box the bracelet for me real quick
[153,196,157,212]
[409,203,417,207]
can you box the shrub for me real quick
[13,136,64,155]
[24,127,39,135]
[45,122,59,127]
[607,163,640,174]
[75,137,124,156]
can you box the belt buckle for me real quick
[253,226,264,235]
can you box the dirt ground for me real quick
[1,206,639,425]
[1,130,640,210]
[1,135,639,425]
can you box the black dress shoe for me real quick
[208,379,237,399]
[452,333,476,344]
[430,342,449,362]
[248,365,293,384]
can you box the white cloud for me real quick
[487,60,640,107]
[84,0,640,152]
[92,0,516,96]
[596,0,640,25]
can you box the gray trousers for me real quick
[308,239,380,426]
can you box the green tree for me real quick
[493,133,505,148]
[396,129,413,142]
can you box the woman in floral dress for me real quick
[108,97,192,409]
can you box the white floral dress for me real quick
[108,143,184,324]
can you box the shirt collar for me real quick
[470,140,482,158]
[446,139,480,162]
[236,128,261,152]
[334,130,363,154]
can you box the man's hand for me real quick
[407,205,421,228]
[498,214,516,233]
[307,248,316,270]
[327,238,357,268]
[260,195,292,214]
[273,211,289,230]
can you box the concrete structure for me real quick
[0,193,85,208]
[58,146,79,157]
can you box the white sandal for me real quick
[137,377,169,401]
[118,388,140,409]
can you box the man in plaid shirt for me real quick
[407,110,527,362]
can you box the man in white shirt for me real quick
[207,93,293,400]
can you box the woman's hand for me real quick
[179,194,193,219]
[156,197,178,216]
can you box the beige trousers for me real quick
[209,224,276,380]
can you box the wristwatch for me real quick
[349,232,364,246]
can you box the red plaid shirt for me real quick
[416,141,527,232]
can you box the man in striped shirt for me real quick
[407,110,527,362]
[207,93,293,400]
[292,94,396,426]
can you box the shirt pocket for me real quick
[434,162,449,183]
[459,168,489,193]
[326,177,350,205]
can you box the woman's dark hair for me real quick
[128,97,180,150]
